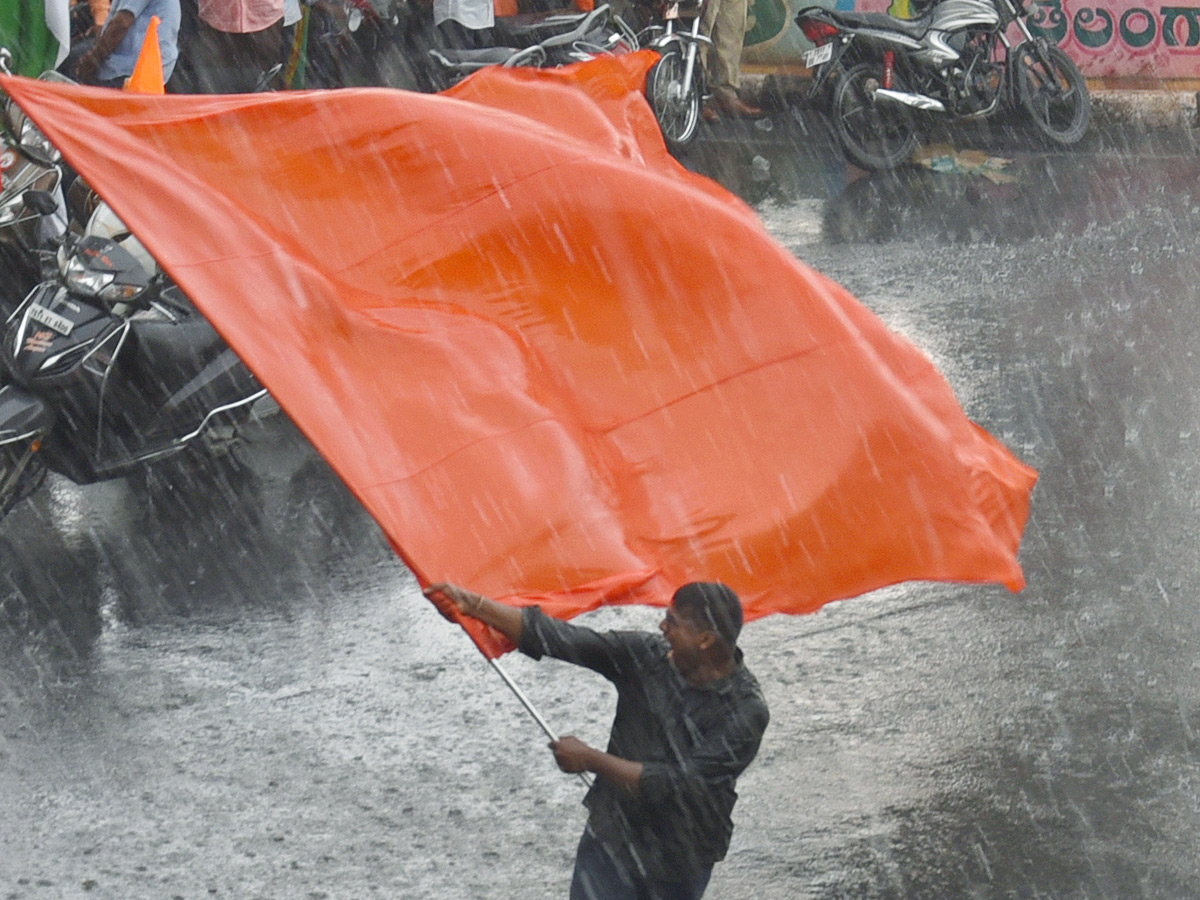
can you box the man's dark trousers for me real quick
[569,830,713,900]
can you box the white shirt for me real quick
[433,0,494,30]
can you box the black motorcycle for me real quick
[0,202,269,519]
[795,0,1091,170]
[421,3,637,90]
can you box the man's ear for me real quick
[697,631,717,651]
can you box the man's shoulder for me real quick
[731,664,770,717]
[523,608,666,656]
[606,628,669,659]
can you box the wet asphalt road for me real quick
[3,107,1200,900]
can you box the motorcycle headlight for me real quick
[63,255,115,296]
[99,281,146,303]
[16,111,60,164]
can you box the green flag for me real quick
[0,0,70,76]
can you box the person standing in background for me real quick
[700,0,762,120]
[74,0,180,86]
[432,0,494,50]
[190,0,285,91]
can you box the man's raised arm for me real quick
[423,582,524,644]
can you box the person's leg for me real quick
[699,0,722,92]
[237,20,286,87]
[700,0,739,102]
[186,19,234,92]
[706,0,752,108]
[436,19,478,49]
[569,829,640,900]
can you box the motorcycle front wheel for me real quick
[0,445,47,519]
[1013,43,1091,146]
[646,48,702,153]
[831,62,919,171]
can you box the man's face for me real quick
[660,604,711,667]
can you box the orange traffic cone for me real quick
[125,15,164,94]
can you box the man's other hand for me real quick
[75,51,100,82]
[550,736,595,773]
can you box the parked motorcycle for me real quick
[1,50,69,319]
[303,0,422,89]
[795,0,1091,170]
[0,200,270,520]
[422,3,637,90]
[634,0,710,152]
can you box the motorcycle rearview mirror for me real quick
[37,246,59,280]
[22,190,59,217]
[252,62,283,93]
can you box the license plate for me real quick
[804,43,834,68]
[28,303,73,336]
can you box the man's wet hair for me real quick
[672,582,743,650]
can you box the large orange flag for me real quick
[1,55,1035,656]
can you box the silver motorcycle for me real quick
[637,0,711,152]
[795,0,1091,170]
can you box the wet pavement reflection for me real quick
[3,110,1200,899]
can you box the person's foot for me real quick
[718,95,764,118]
[702,102,720,123]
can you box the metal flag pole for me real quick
[488,657,594,789]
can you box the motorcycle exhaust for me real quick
[873,89,946,113]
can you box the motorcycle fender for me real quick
[649,33,688,54]
[794,5,836,26]
[0,384,55,444]
[807,38,852,95]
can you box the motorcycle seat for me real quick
[496,3,611,45]
[494,10,590,41]
[826,10,930,38]
[430,47,523,69]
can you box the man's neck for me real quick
[678,655,736,688]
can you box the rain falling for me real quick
[2,3,1200,898]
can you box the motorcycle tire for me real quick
[0,450,47,520]
[1013,43,1091,147]
[646,48,702,153]
[830,61,919,172]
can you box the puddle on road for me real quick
[687,111,1200,250]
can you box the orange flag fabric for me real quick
[124,15,164,94]
[1,55,1035,656]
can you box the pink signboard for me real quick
[1027,0,1200,78]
